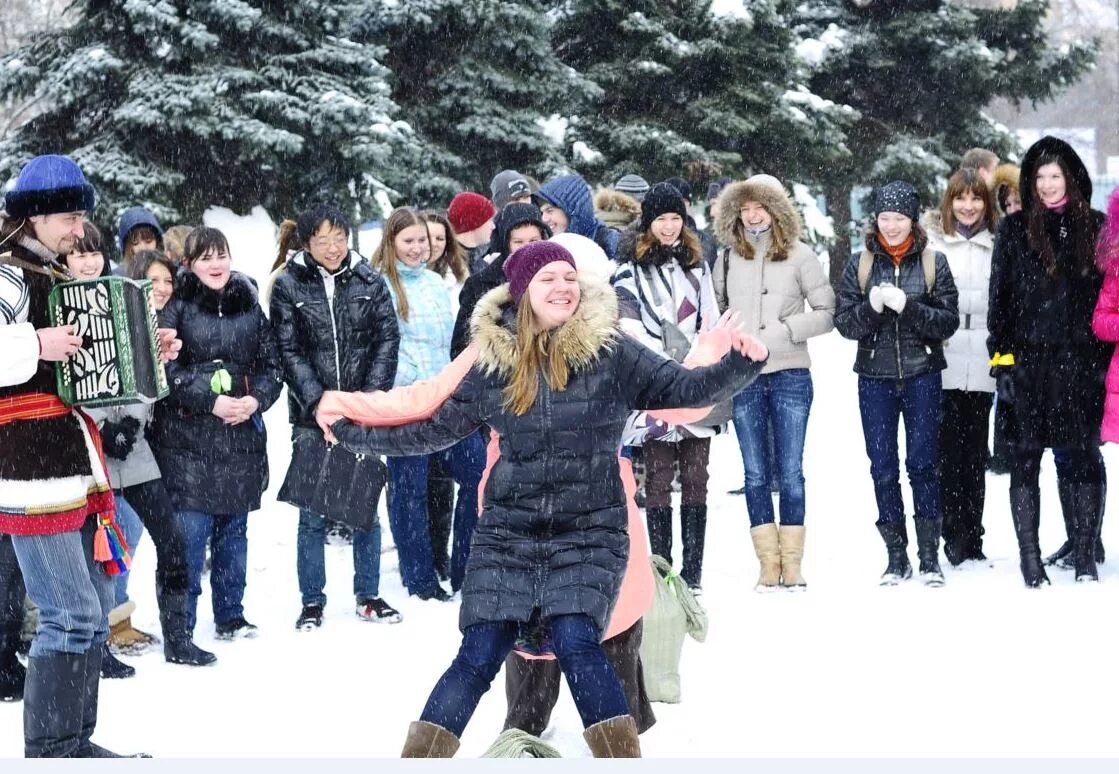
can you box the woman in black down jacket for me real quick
[987,136,1110,587]
[151,227,283,640]
[835,181,960,587]
[330,241,767,758]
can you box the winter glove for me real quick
[868,285,885,314]
[993,367,1016,405]
[100,416,142,460]
[880,285,908,313]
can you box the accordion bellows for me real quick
[49,276,169,407]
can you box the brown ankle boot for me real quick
[778,525,807,589]
[750,523,781,591]
[583,715,641,758]
[400,720,460,758]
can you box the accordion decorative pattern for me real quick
[49,276,169,407]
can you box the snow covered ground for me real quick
[4,211,1119,758]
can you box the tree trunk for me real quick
[826,183,852,288]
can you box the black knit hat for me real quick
[874,181,920,223]
[641,182,689,232]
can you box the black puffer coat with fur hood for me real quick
[332,276,764,633]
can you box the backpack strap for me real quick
[857,250,874,294]
[920,247,936,293]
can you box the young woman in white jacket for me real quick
[922,168,996,565]
[712,175,835,590]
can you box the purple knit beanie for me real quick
[504,241,577,302]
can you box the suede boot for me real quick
[914,517,945,587]
[680,503,707,590]
[106,601,158,654]
[778,525,807,589]
[1010,486,1050,588]
[401,720,460,758]
[750,523,781,591]
[583,715,641,758]
[23,652,85,757]
[876,520,912,585]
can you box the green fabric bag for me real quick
[480,729,562,758]
[639,555,709,703]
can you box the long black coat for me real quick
[834,231,960,378]
[151,272,283,513]
[988,213,1109,450]
[333,278,764,634]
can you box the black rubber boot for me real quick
[160,591,216,667]
[679,504,707,590]
[644,507,673,568]
[1072,482,1103,582]
[99,643,134,679]
[23,652,85,757]
[77,646,149,757]
[1,622,26,702]
[1045,478,1076,568]
[1010,486,1050,588]
[876,521,912,585]
[914,518,945,587]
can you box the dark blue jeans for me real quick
[857,372,942,524]
[386,431,485,595]
[731,369,814,526]
[420,614,629,737]
[297,509,381,606]
[177,510,249,632]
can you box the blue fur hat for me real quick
[4,155,96,218]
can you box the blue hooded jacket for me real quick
[534,175,620,259]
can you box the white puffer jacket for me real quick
[922,211,995,393]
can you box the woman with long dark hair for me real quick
[987,136,1111,586]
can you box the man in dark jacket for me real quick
[533,174,619,259]
[270,204,402,629]
[449,203,551,358]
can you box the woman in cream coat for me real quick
[713,174,835,590]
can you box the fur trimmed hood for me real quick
[920,209,947,242]
[594,188,641,230]
[714,179,802,248]
[469,274,619,378]
[176,270,260,315]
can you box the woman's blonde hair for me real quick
[503,296,572,415]
[371,207,427,322]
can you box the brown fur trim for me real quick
[714,180,802,248]
[469,276,619,378]
[595,189,641,230]
[991,163,1020,197]
[920,209,946,242]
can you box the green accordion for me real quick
[48,276,170,407]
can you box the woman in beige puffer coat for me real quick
[713,174,835,590]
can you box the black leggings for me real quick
[1009,448,1105,490]
[119,479,190,597]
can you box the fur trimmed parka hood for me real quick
[714,178,802,249]
[469,275,619,378]
[176,270,260,315]
[595,188,642,230]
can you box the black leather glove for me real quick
[993,367,1016,405]
[100,416,142,460]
